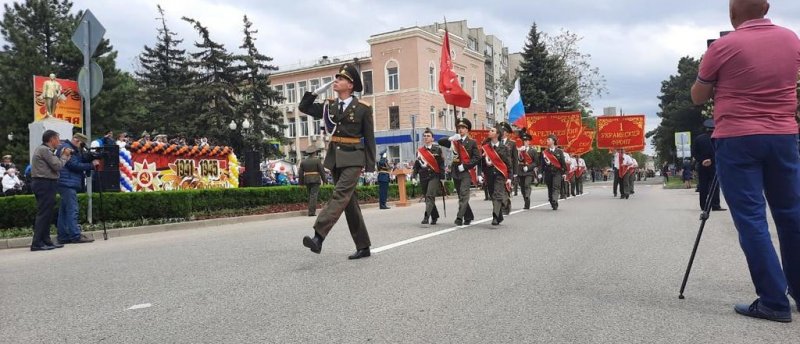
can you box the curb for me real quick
[0,202,386,250]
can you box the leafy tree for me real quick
[182,16,242,147]
[236,15,285,158]
[646,57,705,165]
[518,23,579,114]
[545,29,607,109]
[0,0,140,165]
[135,5,194,137]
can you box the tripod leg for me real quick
[678,175,719,299]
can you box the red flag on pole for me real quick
[438,28,472,108]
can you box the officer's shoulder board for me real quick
[358,99,371,107]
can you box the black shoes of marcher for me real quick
[30,245,55,251]
[524,198,530,209]
[455,218,463,226]
[463,219,472,225]
[421,215,429,225]
[712,207,727,211]
[491,215,500,226]
[302,234,324,254]
[734,299,792,323]
[430,217,438,225]
[348,248,371,260]
[550,201,559,210]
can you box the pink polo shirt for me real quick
[697,18,800,139]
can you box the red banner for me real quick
[122,143,239,191]
[596,115,646,149]
[438,29,472,108]
[523,112,583,147]
[470,130,489,147]
[566,128,594,156]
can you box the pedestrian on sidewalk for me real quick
[691,0,800,323]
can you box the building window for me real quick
[473,113,478,127]
[298,81,307,96]
[429,64,436,91]
[300,116,309,137]
[362,70,373,95]
[472,79,477,103]
[274,85,284,104]
[386,60,399,92]
[313,119,322,135]
[309,79,320,94]
[468,37,478,51]
[285,83,296,103]
[459,76,465,88]
[287,122,296,138]
[388,145,401,165]
[430,106,436,129]
[322,77,333,99]
[389,106,400,130]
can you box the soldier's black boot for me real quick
[524,198,530,209]
[421,213,429,224]
[455,218,463,226]
[302,232,324,254]
[491,213,500,226]
[348,247,371,260]
[430,216,438,225]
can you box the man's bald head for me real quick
[729,0,770,29]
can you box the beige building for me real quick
[271,21,505,164]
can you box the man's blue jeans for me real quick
[57,186,81,242]
[715,134,800,312]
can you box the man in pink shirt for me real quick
[691,0,800,323]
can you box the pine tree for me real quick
[236,15,285,158]
[517,23,579,113]
[0,0,142,164]
[135,5,194,136]
[182,16,242,147]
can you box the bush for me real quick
[0,180,452,231]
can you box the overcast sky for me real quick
[8,0,800,152]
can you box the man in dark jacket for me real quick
[56,133,98,244]
[377,152,391,209]
[692,119,725,211]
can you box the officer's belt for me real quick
[330,136,361,144]
[304,172,319,175]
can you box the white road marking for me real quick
[127,303,152,310]
[372,193,588,254]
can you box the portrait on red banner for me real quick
[33,75,83,127]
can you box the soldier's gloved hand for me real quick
[478,175,484,184]
[449,134,461,142]
[485,157,493,166]
[537,174,543,180]
[457,164,465,172]
[506,179,512,187]
[312,80,334,95]
[523,166,528,172]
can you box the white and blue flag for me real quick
[506,78,525,125]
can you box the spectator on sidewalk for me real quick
[691,0,800,322]
[2,167,24,196]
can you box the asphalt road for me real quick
[1,180,797,343]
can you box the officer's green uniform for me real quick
[517,137,538,209]
[438,118,480,225]
[298,64,375,251]
[541,144,567,210]
[499,123,517,215]
[481,137,513,225]
[412,144,445,224]
[298,153,326,216]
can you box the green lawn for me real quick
[663,176,693,190]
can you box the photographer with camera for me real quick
[691,0,800,322]
[55,133,99,244]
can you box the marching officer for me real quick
[298,147,326,216]
[499,122,518,215]
[439,118,480,226]
[298,63,376,260]
[377,152,391,209]
[541,135,567,210]
[481,125,513,226]
[413,128,446,225]
[517,132,538,209]
[561,151,572,199]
